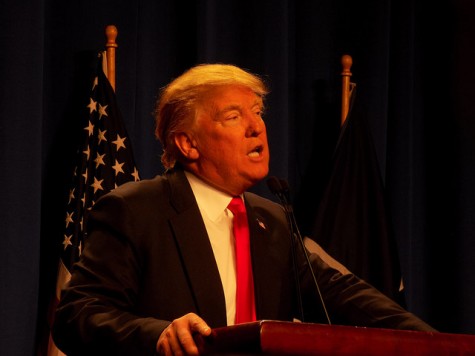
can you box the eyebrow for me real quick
[219,104,242,114]
[218,100,264,114]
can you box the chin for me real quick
[252,169,269,182]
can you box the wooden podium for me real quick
[195,320,475,355]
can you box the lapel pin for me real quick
[256,218,266,230]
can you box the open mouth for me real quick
[248,145,263,158]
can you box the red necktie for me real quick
[227,196,256,324]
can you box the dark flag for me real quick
[310,89,404,305]
[45,53,140,356]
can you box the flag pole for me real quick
[341,54,353,125]
[105,25,117,92]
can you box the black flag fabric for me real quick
[45,52,140,356]
[310,89,404,305]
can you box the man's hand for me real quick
[156,313,212,355]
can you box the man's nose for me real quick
[245,114,264,137]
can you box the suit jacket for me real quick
[53,168,435,355]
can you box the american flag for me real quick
[45,52,139,356]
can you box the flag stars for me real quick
[94,152,106,168]
[60,69,140,278]
[84,121,94,136]
[112,159,124,176]
[91,76,98,90]
[87,98,97,114]
[68,188,75,204]
[83,145,91,160]
[131,167,140,181]
[112,134,127,151]
[91,177,104,193]
[65,211,74,228]
[58,68,141,310]
[63,234,73,251]
[97,129,107,144]
[82,169,89,183]
[98,103,108,119]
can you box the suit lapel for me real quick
[245,196,285,319]
[167,170,227,327]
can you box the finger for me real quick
[156,336,171,356]
[174,314,210,355]
[175,327,198,355]
[158,324,184,356]
[166,325,186,356]
[188,314,212,336]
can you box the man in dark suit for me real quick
[53,64,435,356]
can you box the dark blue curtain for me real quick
[1,0,474,354]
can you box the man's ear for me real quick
[174,132,199,160]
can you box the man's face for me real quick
[190,85,270,195]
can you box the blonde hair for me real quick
[154,64,268,169]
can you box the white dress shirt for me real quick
[185,171,239,325]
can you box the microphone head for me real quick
[279,179,291,200]
[267,176,283,195]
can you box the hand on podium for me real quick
[156,313,211,355]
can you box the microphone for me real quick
[267,176,304,321]
[267,176,331,325]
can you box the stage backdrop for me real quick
[1,1,474,355]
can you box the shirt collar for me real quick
[185,171,239,221]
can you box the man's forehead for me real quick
[212,88,262,105]
[198,85,263,115]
